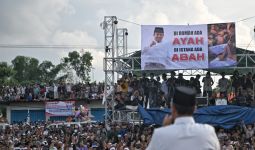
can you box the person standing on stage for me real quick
[202,71,214,97]
[148,73,158,108]
[147,86,220,150]
[218,72,229,98]
[194,74,202,96]
[161,73,168,101]
[140,72,149,108]
[167,71,176,107]
[175,73,187,86]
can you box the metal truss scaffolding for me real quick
[103,16,117,126]
[116,28,128,79]
[116,28,128,57]
[103,16,255,124]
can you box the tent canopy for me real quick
[138,105,255,129]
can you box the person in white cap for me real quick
[146,86,220,150]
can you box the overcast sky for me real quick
[0,0,254,82]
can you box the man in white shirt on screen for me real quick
[142,27,172,70]
[146,86,220,150]
[149,27,164,47]
[142,27,165,54]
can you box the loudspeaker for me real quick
[196,97,208,106]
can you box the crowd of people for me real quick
[0,121,153,150]
[0,82,104,102]
[230,71,255,106]
[208,23,236,68]
[1,121,255,149]
[113,71,255,110]
[1,71,255,149]
[1,70,254,109]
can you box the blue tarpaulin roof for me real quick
[138,105,255,129]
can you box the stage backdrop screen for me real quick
[45,101,75,116]
[141,23,236,70]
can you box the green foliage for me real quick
[11,56,63,84]
[3,78,18,86]
[63,51,93,83]
[38,61,64,83]
[1,50,93,85]
[12,56,40,82]
[0,62,15,85]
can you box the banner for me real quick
[141,23,236,70]
[45,101,75,116]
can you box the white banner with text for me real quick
[141,23,236,70]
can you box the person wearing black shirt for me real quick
[140,73,149,108]
[130,75,140,92]
[167,71,176,106]
[189,77,195,88]
[156,76,162,107]
[194,74,202,96]
[114,92,125,110]
[231,70,241,96]
[245,72,253,90]
[148,73,158,108]
[244,72,254,104]
[175,73,187,86]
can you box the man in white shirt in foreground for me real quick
[146,86,220,150]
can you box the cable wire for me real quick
[237,15,255,22]
[0,16,255,49]
[118,18,141,26]
[242,37,255,54]
[118,15,255,26]
[0,44,103,49]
